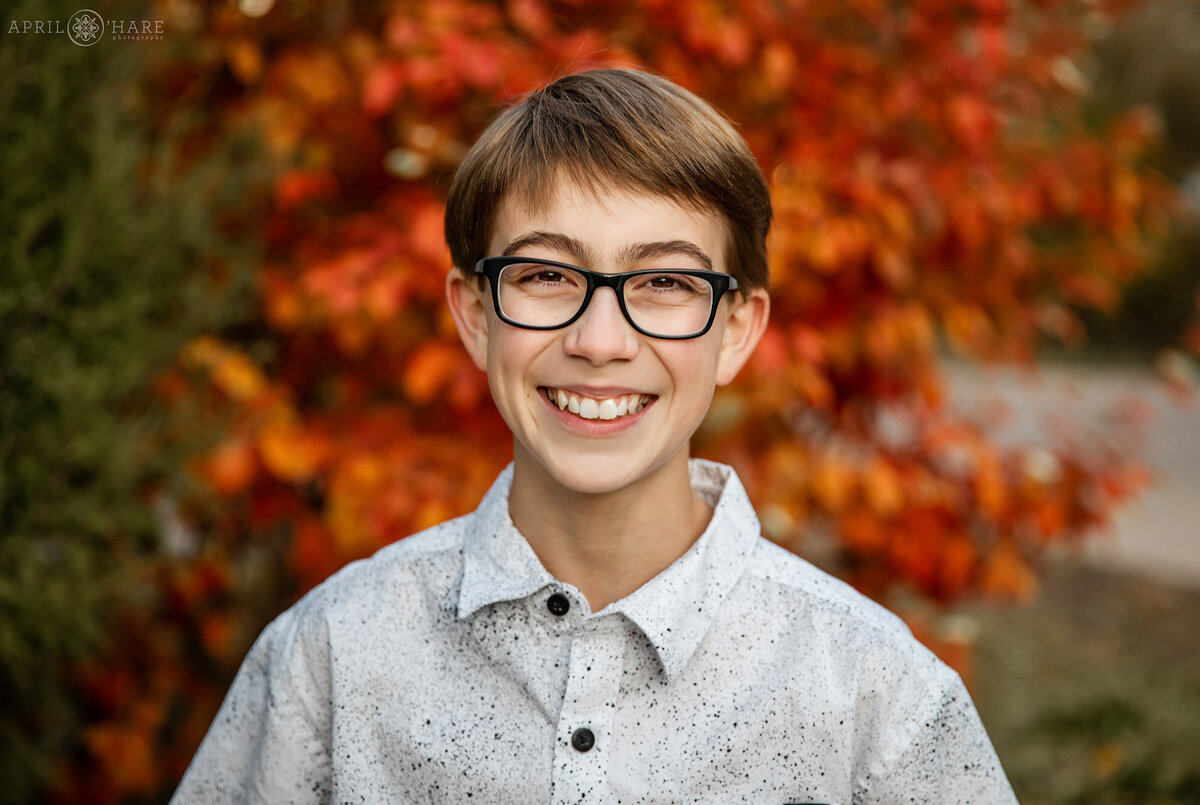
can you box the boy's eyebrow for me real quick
[501,232,598,266]
[501,232,714,271]
[619,240,714,271]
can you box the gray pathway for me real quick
[946,361,1200,588]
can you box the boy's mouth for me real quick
[540,387,655,421]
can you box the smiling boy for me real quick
[174,68,1016,803]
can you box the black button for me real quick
[571,727,595,752]
[546,593,570,616]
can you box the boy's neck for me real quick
[507,447,714,612]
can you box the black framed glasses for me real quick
[474,256,739,340]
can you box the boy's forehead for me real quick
[486,179,729,267]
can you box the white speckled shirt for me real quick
[173,459,1016,804]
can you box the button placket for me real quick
[551,618,623,805]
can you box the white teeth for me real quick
[545,388,651,422]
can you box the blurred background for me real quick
[1,0,1197,802]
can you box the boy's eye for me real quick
[634,273,703,294]
[510,266,569,284]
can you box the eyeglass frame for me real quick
[473,256,740,340]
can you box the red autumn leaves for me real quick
[56,0,1174,799]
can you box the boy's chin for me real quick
[521,447,681,498]
[541,457,644,496]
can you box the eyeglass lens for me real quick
[496,262,716,337]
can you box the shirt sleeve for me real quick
[853,662,1017,804]
[171,606,333,804]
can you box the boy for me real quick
[174,68,1016,803]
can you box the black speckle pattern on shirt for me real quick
[172,460,1016,804]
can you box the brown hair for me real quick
[443,68,771,292]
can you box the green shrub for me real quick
[0,1,259,797]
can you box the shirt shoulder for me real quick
[741,536,917,645]
[733,536,956,707]
[284,513,472,633]
[732,537,1016,801]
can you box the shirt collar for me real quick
[457,459,761,681]
[457,464,555,620]
[603,460,760,680]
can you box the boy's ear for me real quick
[715,288,770,386]
[445,266,490,371]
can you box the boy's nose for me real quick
[562,287,639,364]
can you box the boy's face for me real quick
[447,180,769,496]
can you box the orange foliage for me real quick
[61,0,1175,799]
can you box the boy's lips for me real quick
[537,386,658,423]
